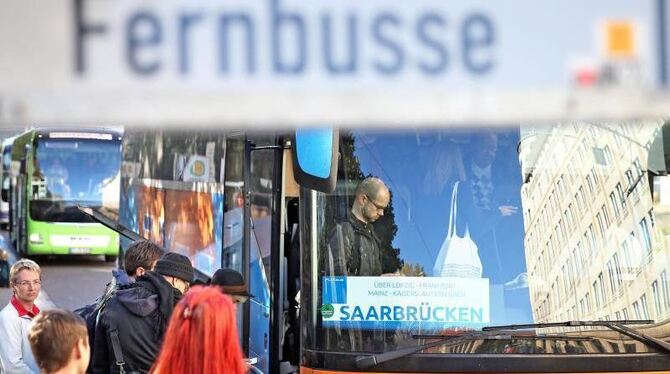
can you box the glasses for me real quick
[365,195,387,211]
[16,280,41,288]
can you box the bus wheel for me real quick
[104,255,117,263]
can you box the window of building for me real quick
[574,192,582,213]
[578,186,587,210]
[639,218,652,255]
[573,248,582,276]
[633,301,641,319]
[616,183,627,210]
[558,177,565,197]
[566,259,574,285]
[661,271,670,310]
[586,174,594,193]
[652,280,662,317]
[625,169,635,191]
[634,158,643,178]
[596,212,606,239]
[622,307,630,319]
[640,294,650,319]
[622,235,633,269]
[610,192,620,218]
[587,225,596,254]
[613,253,622,288]
[564,210,571,230]
[593,282,601,309]
[598,272,607,304]
[604,145,613,165]
[607,260,616,295]
[591,168,600,185]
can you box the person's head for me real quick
[10,259,41,304]
[124,240,163,278]
[352,177,390,224]
[154,252,194,294]
[210,268,251,304]
[151,286,246,374]
[470,131,498,168]
[29,309,90,374]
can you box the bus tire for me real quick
[104,255,117,263]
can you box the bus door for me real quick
[246,136,304,374]
[246,135,282,373]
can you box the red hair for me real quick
[151,286,246,374]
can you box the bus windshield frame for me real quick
[299,124,670,372]
[30,136,121,222]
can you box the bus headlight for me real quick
[29,233,43,244]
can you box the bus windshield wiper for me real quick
[355,319,670,369]
[355,329,530,370]
[483,320,670,354]
[77,205,212,284]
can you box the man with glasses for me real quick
[0,259,42,373]
[326,177,395,277]
[92,252,194,374]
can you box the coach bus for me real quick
[7,128,123,261]
[1,136,16,229]
[120,124,670,373]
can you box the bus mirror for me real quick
[291,128,339,193]
[1,189,7,202]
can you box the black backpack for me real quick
[74,281,118,370]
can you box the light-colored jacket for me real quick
[0,301,39,374]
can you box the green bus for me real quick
[7,128,123,261]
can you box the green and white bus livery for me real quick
[8,128,123,261]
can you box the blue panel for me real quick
[295,128,333,179]
[322,276,347,304]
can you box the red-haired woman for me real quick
[151,286,246,374]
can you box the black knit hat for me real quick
[210,268,252,297]
[154,252,194,284]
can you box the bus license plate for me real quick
[69,247,91,254]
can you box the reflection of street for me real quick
[0,230,115,311]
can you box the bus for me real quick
[8,128,123,261]
[1,136,16,229]
[120,125,670,373]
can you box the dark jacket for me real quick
[325,215,392,276]
[91,271,180,374]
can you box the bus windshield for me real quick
[302,123,670,357]
[32,138,121,218]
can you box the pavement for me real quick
[0,231,115,311]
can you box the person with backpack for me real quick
[91,252,194,374]
[76,240,163,370]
